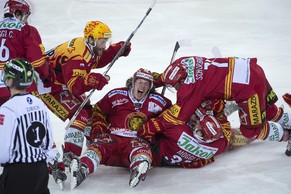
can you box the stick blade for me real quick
[177,39,193,47]
[211,46,222,57]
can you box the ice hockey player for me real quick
[138,56,291,156]
[70,68,171,189]
[36,20,131,171]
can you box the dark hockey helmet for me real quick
[3,0,31,17]
[2,58,34,89]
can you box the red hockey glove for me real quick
[89,124,108,141]
[196,99,225,117]
[84,73,108,90]
[137,117,164,144]
[111,41,131,57]
[283,93,291,107]
[181,157,215,168]
[152,72,164,88]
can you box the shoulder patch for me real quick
[149,93,167,106]
[108,90,128,98]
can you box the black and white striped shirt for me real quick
[0,93,53,164]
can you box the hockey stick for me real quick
[65,0,157,131]
[161,39,192,96]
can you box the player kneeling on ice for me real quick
[70,68,172,190]
[138,56,291,156]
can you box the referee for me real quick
[0,59,53,194]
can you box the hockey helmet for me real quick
[2,58,34,89]
[133,68,153,82]
[133,68,154,89]
[193,115,222,143]
[84,21,112,42]
[162,60,187,88]
[4,0,31,17]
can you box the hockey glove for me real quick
[137,117,164,144]
[152,72,164,88]
[42,66,56,87]
[84,73,108,90]
[111,41,131,57]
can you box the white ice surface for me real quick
[0,0,291,193]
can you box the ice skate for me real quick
[70,158,89,190]
[49,161,67,190]
[62,145,77,172]
[129,160,150,188]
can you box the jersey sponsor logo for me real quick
[281,113,290,125]
[110,128,138,137]
[40,93,69,119]
[112,98,129,108]
[181,57,195,84]
[149,93,167,106]
[26,96,33,104]
[0,114,5,125]
[108,90,127,98]
[68,38,77,48]
[248,94,262,125]
[266,89,277,104]
[26,105,40,112]
[148,101,162,113]
[268,122,280,141]
[177,132,218,159]
[0,20,24,30]
[169,104,181,118]
[194,57,204,81]
[72,69,86,77]
[64,130,84,145]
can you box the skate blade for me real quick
[129,161,149,188]
[56,179,64,190]
[70,159,79,190]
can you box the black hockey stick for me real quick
[65,0,157,130]
[161,39,192,96]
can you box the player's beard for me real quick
[93,47,105,56]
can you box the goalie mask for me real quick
[192,115,222,143]
[1,58,34,90]
[4,0,31,21]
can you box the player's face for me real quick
[93,38,109,56]
[188,114,199,128]
[133,78,151,100]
